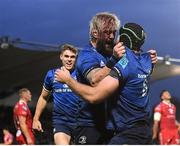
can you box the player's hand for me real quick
[148,49,157,64]
[54,67,71,83]
[113,42,126,59]
[32,119,43,132]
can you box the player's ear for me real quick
[60,54,63,60]
[92,29,98,39]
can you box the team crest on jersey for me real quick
[118,55,129,69]
[168,108,174,114]
[63,84,68,88]
[22,105,27,111]
[100,60,105,67]
[78,136,87,144]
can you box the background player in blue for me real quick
[55,23,156,144]
[33,44,79,144]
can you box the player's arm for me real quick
[87,42,125,86]
[152,120,159,140]
[33,88,50,132]
[68,75,118,103]
[92,49,157,84]
[152,112,161,140]
[18,115,33,144]
[55,67,119,103]
[86,67,111,86]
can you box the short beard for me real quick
[96,39,114,57]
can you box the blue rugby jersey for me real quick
[107,48,153,131]
[43,68,79,126]
[76,44,108,127]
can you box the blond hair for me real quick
[89,12,120,38]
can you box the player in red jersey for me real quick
[152,90,180,144]
[13,88,35,144]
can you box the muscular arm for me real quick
[87,49,157,86]
[65,74,119,103]
[33,88,50,131]
[87,66,111,86]
[87,42,126,86]
[19,115,33,144]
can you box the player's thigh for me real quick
[54,132,71,145]
[53,123,74,144]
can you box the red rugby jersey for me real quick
[13,100,33,130]
[154,101,177,130]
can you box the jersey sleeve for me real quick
[16,104,28,117]
[76,50,101,78]
[142,52,153,74]
[154,104,162,121]
[109,66,123,81]
[110,54,129,81]
[154,112,161,121]
[154,104,162,113]
[43,70,54,91]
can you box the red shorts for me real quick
[159,129,180,145]
[16,129,35,144]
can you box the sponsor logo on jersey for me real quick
[138,74,147,79]
[118,55,129,69]
[54,88,72,93]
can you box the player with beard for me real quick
[67,12,125,144]
[55,12,157,144]
[55,22,158,144]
